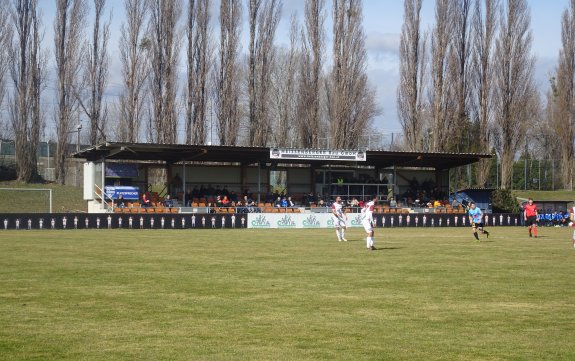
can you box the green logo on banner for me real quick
[303,215,320,228]
[251,215,271,228]
[277,215,296,228]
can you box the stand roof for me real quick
[73,142,491,170]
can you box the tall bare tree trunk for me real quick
[296,0,324,148]
[185,0,211,145]
[450,0,472,152]
[54,0,86,185]
[429,0,455,151]
[248,0,281,147]
[118,0,148,143]
[398,0,425,151]
[0,5,11,131]
[216,0,241,146]
[77,0,110,145]
[472,0,498,186]
[555,0,575,189]
[492,0,536,189]
[328,0,378,149]
[9,0,45,183]
[147,0,181,144]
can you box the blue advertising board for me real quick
[104,186,140,200]
[105,163,139,178]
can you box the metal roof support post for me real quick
[257,163,261,204]
[393,165,397,199]
[182,161,186,206]
[448,167,451,197]
[101,158,106,211]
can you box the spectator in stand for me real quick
[274,196,282,207]
[244,195,255,209]
[141,193,151,207]
[229,191,239,203]
[163,194,174,207]
[287,196,295,207]
[117,194,126,208]
[280,197,289,207]
[215,195,222,207]
[433,200,442,208]
[389,197,397,207]
[318,199,326,207]
[303,192,314,206]
[221,195,231,206]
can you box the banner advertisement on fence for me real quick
[0,212,520,230]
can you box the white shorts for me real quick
[362,219,373,232]
[333,216,346,228]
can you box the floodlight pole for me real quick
[49,189,52,213]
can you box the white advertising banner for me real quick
[247,213,365,229]
[269,148,366,162]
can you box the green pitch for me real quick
[1,227,574,360]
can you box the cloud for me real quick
[366,68,401,131]
[365,32,401,62]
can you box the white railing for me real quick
[94,185,114,212]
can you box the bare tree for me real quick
[397,0,425,151]
[9,0,45,182]
[328,0,378,149]
[492,0,536,189]
[185,0,211,145]
[449,0,473,152]
[54,0,86,184]
[215,0,242,146]
[248,0,282,147]
[147,0,182,144]
[472,0,498,186]
[554,0,575,189]
[270,13,299,147]
[75,0,110,145]
[118,0,148,143]
[0,4,11,130]
[428,0,455,151]
[247,0,261,146]
[295,0,325,148]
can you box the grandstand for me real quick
[74,142,490,215]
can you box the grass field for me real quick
[0,181,86,213]
[513,190,575,201]
[1,227,574,360]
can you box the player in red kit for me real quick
[524,198,538,238]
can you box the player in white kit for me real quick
[569,206,575,249]
[331,196,348,242]
[362,195,378,250]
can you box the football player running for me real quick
[362,195,378,250]
[332,196,348,242]
[468,202,490,240]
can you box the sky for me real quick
[35,0,570,139]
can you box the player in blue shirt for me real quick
[468,202,490,240]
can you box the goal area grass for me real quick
[1,227,574,360]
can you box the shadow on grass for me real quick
[372,247,402,251]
